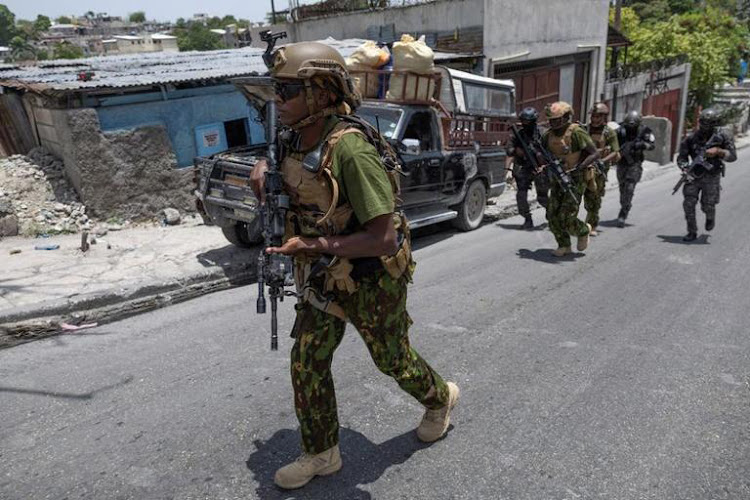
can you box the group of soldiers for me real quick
[506,101,737,250]
[247,39,738,491]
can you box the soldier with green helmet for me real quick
[541,101,600,257]
[584,102,620,236]
[249,41,459,490]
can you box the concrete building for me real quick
[285,0,610,119]
[105,34,179,55]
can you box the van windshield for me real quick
[356,108,403,139]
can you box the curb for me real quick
[0,268,256,349]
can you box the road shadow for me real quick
[495,222,549,231]
[517,248,587,263]
[656,234,711,245]
[196,245,260,284]
[599,219,633,229]
[246,426,441,499]
[0,376,133,400]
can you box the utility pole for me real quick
[271,0,277,24]
[611,0,623,120]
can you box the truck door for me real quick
[398,110,443,209]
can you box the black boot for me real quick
[521,215,533,230]
[617,209,626,228]
[683,232,698,242]
[705,218,715,231]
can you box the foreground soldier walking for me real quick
[249,42,458,490]
[505,107,549,229]
[675,108,736,241]
[615,111,655,227]
[541,101,599,257]
[584,103,620,236]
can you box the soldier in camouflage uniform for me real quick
[541,101,600,257]
[250,42,458,490]
[615,110,655,227]
[505,107,549,229]
[676,107,737,241]
[584,103,620,236]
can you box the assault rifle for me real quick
[672,132,723,195]
[256,100,294,351]
[257,29,293,351]
[510,124,580,204]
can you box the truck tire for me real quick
[453,179,486,231]
[221,220,263,248]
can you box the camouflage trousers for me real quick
[547,172,588,248]
[290,268,449,454]
[616,163,643,218]
[682,174,721,233]
[513,165,550,218]
[583,169,608,229]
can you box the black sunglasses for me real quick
[274,81,306,102]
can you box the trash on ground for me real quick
[60,322,98,331]
[34,244,60,250]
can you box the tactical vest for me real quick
[546,123,582,172]
[281,119,412,320]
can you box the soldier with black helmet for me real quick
[615,110,655,227]
[584,102,620,236]
[541,101,600,257]
[676,107,736,242]
[505,107,550,229]
[249,41,458,490]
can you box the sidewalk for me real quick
[2,136,748,347]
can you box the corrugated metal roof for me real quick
[0,38,476,94]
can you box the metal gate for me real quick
[643,88,681,156]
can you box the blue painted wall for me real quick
[96,88,266,167]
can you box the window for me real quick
[356,108,402,140]
[402,111,436,151]
[462,82,513,115]
[224,119,249,148]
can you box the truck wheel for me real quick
[221,220,263,248]
[453,179,486,231]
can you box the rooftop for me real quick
[0,38,475,95]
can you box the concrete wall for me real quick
[96,88,264,167]
[484,0,609,108]
[287,0,483,42]
[642,116,672,165]
[50,108,194,219]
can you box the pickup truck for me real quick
[194,66,514,247]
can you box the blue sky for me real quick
[4,0,296,23]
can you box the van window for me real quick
[357,108,402,139]
[403,111,437,151]
[463,82,513,115]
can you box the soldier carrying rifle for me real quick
[614,110,655,228]
[249,40,458,490]
[675,107,736,242]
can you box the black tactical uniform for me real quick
[615,111,655,227]
[676,108,737,241]
[508,107,550,229]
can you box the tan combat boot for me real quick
[577,223,592,251]
[417,382,460,442]
[274,444,342,489]
[589,227,598,237]
[552,246,571,257]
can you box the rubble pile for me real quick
[0,149,93,237]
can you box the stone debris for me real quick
[0,149,96,237]
[162,208,181,225]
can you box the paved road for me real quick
[2,158,749,500]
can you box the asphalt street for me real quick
[2,157,749,500]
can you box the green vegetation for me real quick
[175,24,226,52]
[52,41,84,59]
[55,16,72,24]
[0,4,16,45]
[129,11,146,23]
[612,5,749,109]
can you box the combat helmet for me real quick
[519,107,539,123]
[698,107,722,133]
[590,102,610,116]
[621,110,642,130]
[269,42,362,129]
[545,101,573,130]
